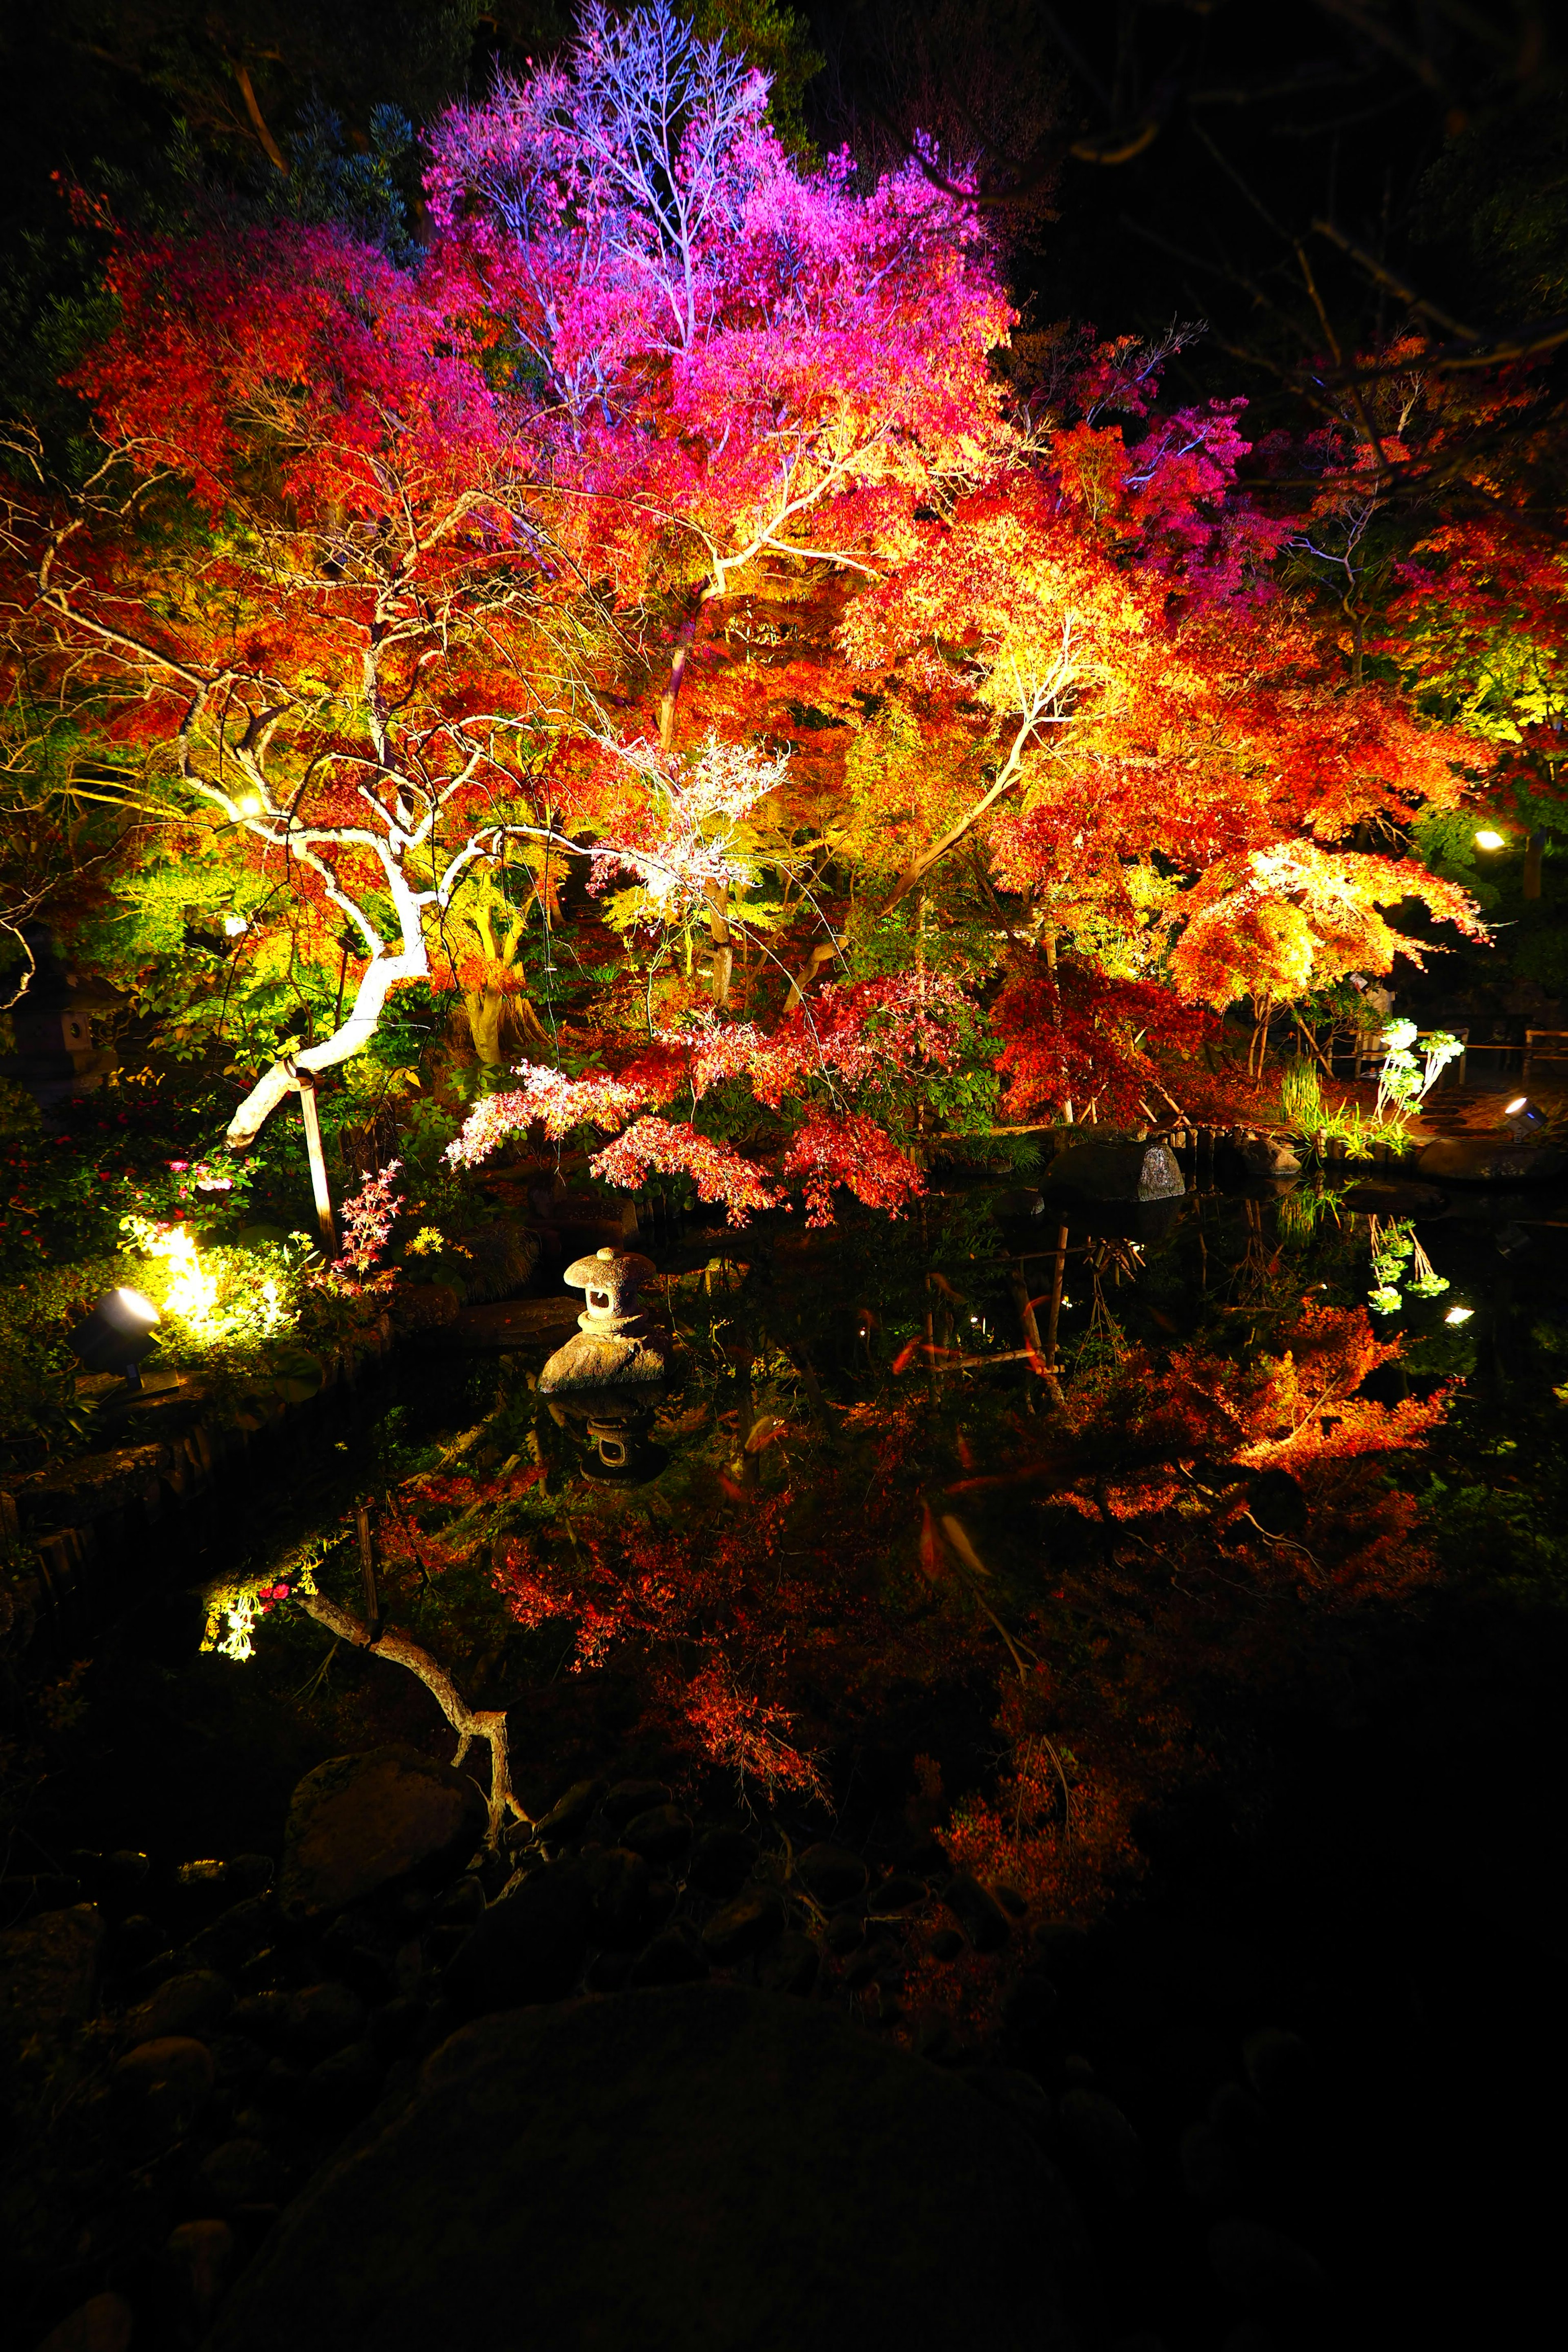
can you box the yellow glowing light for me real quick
[1506,1096,1528,1114]
[223,913,249,937]
[114,1286,159,1325]
[1445,1305,1474,1325]
[1474,829,1507,850]
[135,1223,287,1341]
[236,793,265,817]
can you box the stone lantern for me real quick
[539,1247,672,1483]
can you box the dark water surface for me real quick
[11,1160,1568,2350]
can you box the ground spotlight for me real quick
[1503,1095,1548,1138]
[1474,829,1507,851]
[1445,1305,1474,1326]
[68,1288,161,1385]
[223,913,249,937]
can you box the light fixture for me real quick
[68,1287,161,1386]
[1474,829,1507,851]
[236,793,264,817]
[1445,1305,1474,1326]
[1503,1095,1548,1139]
[223,913,249,937]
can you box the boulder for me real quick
[1230,1132,1301,1178]
[203,1983,1079,2352]
[194,2137,286,2212]
[280,1982,368,2063]
[0,1904,104,2076]
[531,1778,606,1845]
[577,1846,650,1946]
[278,1746,488,1924]
[701,1886,784,1966]
[619,1805,693,1866]
[111,2034,216,2149]
[164,2218,237,2334]
[122,1968,233,2045]
[1208,2217,1330,2307]
[796,1843,869,1906]
[629,1922,710,1988]
[1045,1131,1185,1204]
[1058,2088,1144,2202]
[1417,1136,1568,1185]
[31,2295,134,2352]
[686,1827,756,1898]
[441,1861,592,2015]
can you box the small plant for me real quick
[1280,1055,1326,1132]
[1366,1215,1449,1316]
[1374,1020,1464,1122]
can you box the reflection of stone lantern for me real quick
[0,927,120,1123]
[539,1248,671,1484]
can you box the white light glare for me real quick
[236,793,265,817]
[1445,1305,1474,1325]
[1474,829,1507,850]
[114,1287,160,1325]
[223,914,249,937]
[1506,1096,1528,1115]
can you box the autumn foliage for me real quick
[0,0,1499,1215]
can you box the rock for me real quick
[111,2034,216,2148]
[586,1949,635,1993]
[31,2294,135,2352]
[532,1778,606,1844]
[194,2137,285,2212]
[927,1928,964,1962]
[307,2040,385,2121]
[106,1914,169,1973]
[432,1874,487,1924]
[1179,2120,1243,2205]
[797,1843,869,1905]
[1001,1969,1060,2038]
[630,1922,710,1987]
[203,1983,1080,2352]
[967,2067,1055,2148]
[619,1805,693,1866]
[578,1846,650,1946]
[1208,2079,1269,2151]
[441,1862,592,2015]
[1045,1131,1185,1203]
[868,1873,927,1913]
[227,1854,276,1897]
[1208,2218,1330,2307]
[281,1982,368,2062]
[702,1886,784,1966]
[686,1826,757,1897]
[1241,2027,1312,2111]
[824,1912,863,1957]
[368,1997,426,2059]
[940,1873,1012,1954]
[165,2217,237,2331]
[122,1968,234,2044]
[601,1779,671,1827]
[1231,1132,1301,1178]
[1058,2088,1143,2202]
[229,1990,289,2045]
[1417,1136,1568,1185]
[184,1894,280,1973]
[278,1746,488,1924]
[749,1931,819,1996]
[0,1904,104,2075]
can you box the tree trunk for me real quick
[301,1590,530,1846]
[1525,829,1544,901]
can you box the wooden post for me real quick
[295,1069,337,1254]
[356,1502,379,1628]
[1043,1225,1069,1368]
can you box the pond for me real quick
[5,1138,1568,2352]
